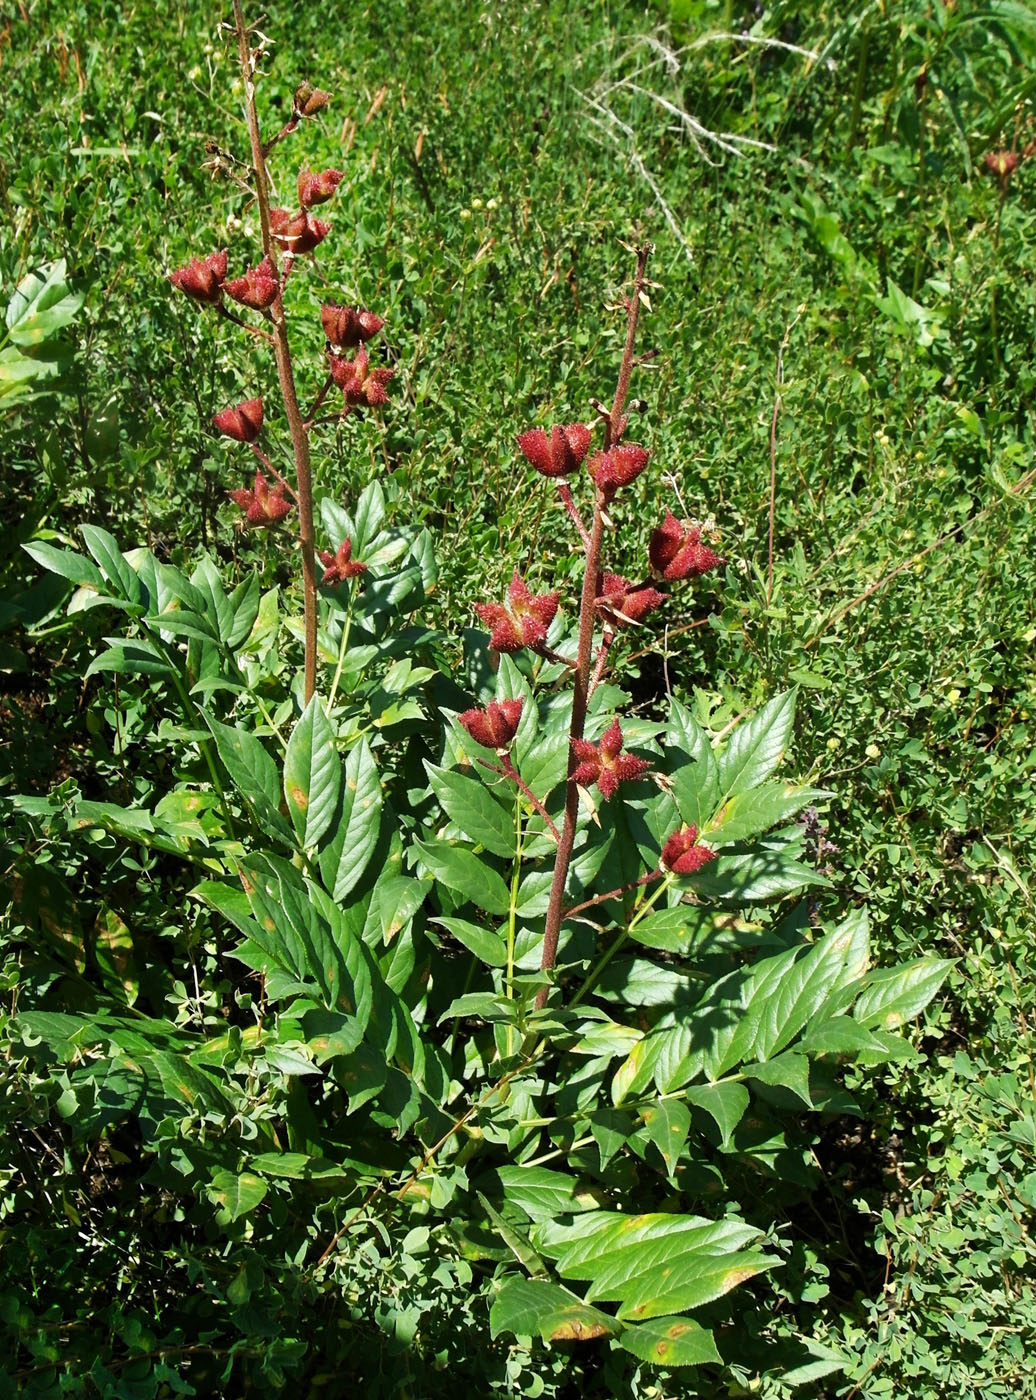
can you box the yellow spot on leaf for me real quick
[549,1319,610,1342]
[289,784,308,811]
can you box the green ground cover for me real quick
[2,0,1035,1395]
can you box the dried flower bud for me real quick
[571,719,649,800]
[984,149,1021,182]
[222,256,278,310]
[297,168,345,209]
[660,824,717,876]
[293,83,330,118]
[169,249,227,304]
[474,572,560,653]
[587,444,650,497]
[517,423,593,478]
[649,513,723,580]
[228,470,292,528]
[213,397,263,443]
[318,537,368,586]
[595,573,665,629]
[328,345,395,409]
[270,208,331,255]
[321,303,385,350]
[458,698,524,751]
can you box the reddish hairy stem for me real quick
[303,374,335,429]
[588,631,614,696]
[536,244,652,1005]
[232,0,319,703]
[557,481,590,547]
[262,117,299,158]
[478,756,560,843]
[217,302,274,344]
[251,443,298,502]
[531,643,577,671]
[563,866,662,922]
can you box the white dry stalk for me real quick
[579,27,833,258]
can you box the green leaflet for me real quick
[853,957,955,1030]
[80,525,143,606]
[435,916,508,966]
[480,1165,602,1223]
[206,1169,268,1223]
[189,554,235,645]
[318,736,383,900]
[665,697,720,830]
[204,714,292,840]
[684,1082,750,1147]
[489,1277,618,1344]
[23,540,104,590]
[283,695,341,849]
[705,779,828,846]
[411,836,512,915]
[717,690,797,799]
[617,1315,721,1367]
[534,1212,777,1322]
[641,1097,692,1177]
[425,760,516,858]
[5,258,83,347]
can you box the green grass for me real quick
[2,0,1035,1395]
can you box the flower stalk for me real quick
[231,0,319,702]
[536,243,652,1004]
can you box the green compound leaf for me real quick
[617,1314,721,1368]
[284,695,340,850]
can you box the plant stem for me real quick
[505,792,525,1056]
[326,600,355,711]
[536,244,651,1006]
[848,23,870,150]
[232,0,318,704]
[557,481,590,546]
[493,754,560,842]
[568,870,673,1009]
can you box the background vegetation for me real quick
[2,0,1034,1395]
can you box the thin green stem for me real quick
[143,623,237,839]
[848,23,870,150]
[569,871,674,1010]
[504,788,525,1057]
[326,601,355,710]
